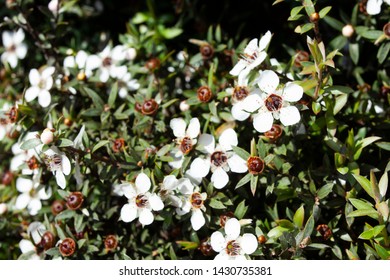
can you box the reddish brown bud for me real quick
[64,118,73,127]
[51,200,66,215]
[197,86,212,103]
[141,99,159,115]
[316,224,332,240]
[309,12,320,23]
[384,22,390,38]
[112,138,125,153]
[264,124,283,141]
[200,44,214,60]
[199,238,215,257]
[2,170,13,185]
[145,58,161,71]
[247,156,265,175]
[66,192,84,210]
[294,50,310,67]
[104,235,118,251]
[59,238,76,257]
[219,212,234,227]
[40,231,56,251]
[258,235,267,244]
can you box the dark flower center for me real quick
[190,192,204,208]
[210,151,228,167]
[135,194,148,208]
[264,94,283,112]
[226,240,241,256]
[233,86,249,101]
[180,136,193,154]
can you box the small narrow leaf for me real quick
[20,138,41,150]
[92,140,110,153]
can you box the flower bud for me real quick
[66,192,84,210]
[258,235,267,244]
[125,48,137,60]
[179,100,190,112]
[141,99,159,115]
[51,200,66,215]
[40,231,56,250]
[64,118,73,127]
[112,138,125,153]
[247,156,265,175]
[77,71,87,81]
[199,238,215,257]
[200,44,214,60]
[384,22,390,38]
[48,0,59,15]
[2,170,13,185]
[309,12,320,23]
[40,128,54,145]
[0,203,7,215]
[145,58,160,71]
[104,235,118,251]
[59,238,76,257]
[342,24,354,38]
[197,86,212,103]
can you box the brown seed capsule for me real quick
[51,200,66,215]
[26,156,40,170]
[264,124,283,141]
[219,212,234,227]
[66,192,84,210]
[135,102,143,113]
[141,99,159,115]
[200,44,214,60]
[197,86,212,103]
[310,12,320,23]
[247,156,265,175]
[357,83,371,93]
[40,231,56,251]
[145,58,161,71]
[64,118,73,127]
[258,235,267,244]
[199,238,215,257]
[2,170,13,185]
[104,235,118,251]
[190,192,204,209]
[112,138,125,153]
[384,22,390,38]
[294,50,310,67]
[59,238,76,257]
[316,224,332,240]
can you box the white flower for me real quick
[229,31,272,76]
[48,0,59,15]
[10,132,42,175]
[186,128,248,189]
[158,175,184,207]
[366,0,390,15]
[19,222,46,260]
[40,128,54,145]
[43,146,71,189]
[25,67,55,108]
[1,29,27,68]
[63,50,99,78]
[114,66,140,98]
[169,118,200,169]
[94,45,127,83]
[120,173,164,226]
[210,218,258,260]
[0,102,12,140]
[14,176,52,216]
[241,70,303,132]
[176,179,207,231]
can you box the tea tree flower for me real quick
[19,222,46,260]
[25,67,55,108]
[229,31,272,76]
[63,50,99,78]
[366,0,390,15]
[169,117,200,169]
[158,175,183,207]
[94,45,127,82]
[1,29,27,68]
[210,218,258,260]
[120,173,164,226]
[186,128,248,189]
[242,70,303,132]
[114,67,140,98]
[43,146,71,189]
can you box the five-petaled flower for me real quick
[25,67,56,108]
[1,29,27,68]
[43,146,71,189]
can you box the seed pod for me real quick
[200,44,214,60]
[219,212,234,227]
[2,170,13,185]
[51,200,66,215]
[40,231,56,251]
[59,238,76,257]
[141,99,159,115]
[76,71,87,81]
[247,156,265,175]
[199,238,215,257]
[112,138,125,153]
[145,58,161,71]
[64,118,73,127]
[66,192,84,210]
[104,235,118,251]
[135,102,143,113]
[197,86,212,103]
[264,124,283,141]
[384,22,390,38]
[316,224,332,240]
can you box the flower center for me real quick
[210,151,228,167]
[264,94,283,112]
[190,192,204,209]
[135,194,148,208]
[27,156,39,170]
[43,154,62,171]
[38,79,47,89]
[225,240,241,256]
[242,51,258,63]
[102,57,112,67]
[7,44,16,52]
[179,136,193,155]
[233,86,249,101]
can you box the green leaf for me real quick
[176,241,199,250]
[277,219,295,229]
[349,198,374,210]
[293,205,305,229]
[20,138,41,150]
[55,209,75,221]
[359,225,385,240]
[161,98,179,109]
[235,173,252,189]
[333,93,348,115]
[303,0,315,16]
[349,43,359,65]
[209,198,226,209]
[377,42,390,64]
[374,243,390,260]
[361,30,383,40]
[378,171,388,199]
[92,140,110,153]
[347,209,379,219]
[80,87,104,110]
[108,82,118,107]
[295,23,314,34]
[317,183,334,199]
[234,200,248,219]
[57,138,74,147]
[323,16,344,31]
[158,26,183,39]
[319,6,332,18]
[250,174,258,196]
[353,174,375,200]
[302,214,314,239]
[376,142,390,151]
[231,145,250,161]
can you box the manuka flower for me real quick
[366,0,390,15]
[43,146,71,189]
[25,67,55,108]
[1,29,27,68]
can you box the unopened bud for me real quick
[104,235,118,251]
[197,86,212,103]
[342,24,354,38]
[310,12,320,23]
[59,238,76,257]
[40,128,54,145]
[179,100,190,112]
[66,192,84,210]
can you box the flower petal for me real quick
[19,240,35,254]
[55,171,67,189]
[231,102,250,121]
[14,29,25,45]
[186,118,200,139]
[246,51,267,71]
[177,178,194,195]
[253,112,274,133]
[225,218,241,240]
[16,177,33,193]
[211,167,229,189]
[189,157,210,178]
[244,38,258,54]
[149,193,164,211]
[229,60,247,76]
[170,118,186,138]
[191,209,205,231]
[29,69,41,86]
[16,44,27,59]
[61,155,71,175]
[366,0,382,15]
[257,70,279,94]
[241,90,263,113]
[240,233,258,255]
[259,31,272,51]
[138,208,154,225]
[122,184,136,199]
[210,231,226,252]
[64,56,76,68]
[280,106,301,126]
[219,128,238,151]
[42,67,55,79]
[15,194,31,210]
[86,54,101,70]
[120,203,138,223]
[99,69,109,83]
[228,154,248,173]
[75,51,88,68]
[283,82,303,102]
[38,90,51,108]
[25,87,40,102]
[28,198,42,216]
[2,31,13,48]
[162,175,178,190]
[135,173,151,193]
[197,134,215,154]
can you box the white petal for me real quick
[225,218,241,240]
[257,70,279,94]
[240,233,258,255]
[29,69,41,86]
[211,168,229,189]
[283,82,303,102]
[42,67,55,79]
[366,0,382,15]
[168,152,184,169]
[28,198,42,216]
[0,127,6,140]
[16,177,33,193]
[86,54,101,70]
[210,231,226,252]
[111,65,127,79]
[191,209,205,231]
[186,118,200,139]
[229,60,247,76]
[38,90,51,108]
[118,87,128,99]
[170,118,186,138]
[214,252,231,260]
[120,203,138,223]
[6,54,18,68]
[228,154,248,173]
[19,240,35,254]
[244,38,258,53]
[99,69,109,83]
[138,208,154,225]
[112,45,125,61]
[163,175,178,191]
[64,56,76,68]
[280,106,301,126]
[61,155,71,175]
[135,173,151,193]
[16,44,27,59]
[14,29,25,45]
[218,128,238,151]
[75,51,88,68]
[197,134,215,154]
[122,184,137,199]
[189,157,210,178]
[232,102,250,121]
[246,52,267,71]
[241,91,264,113]
[177,178,194,195]
[237,70,249,86]
[25,87,40,102]
[15,194,31,210]
[38,186,52,200]
[185,169,203,185]
[253,112,274,133]
[149,193,164,211]
[55,171,66,189]
[2,31,13,48]
[259,31,272,51]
